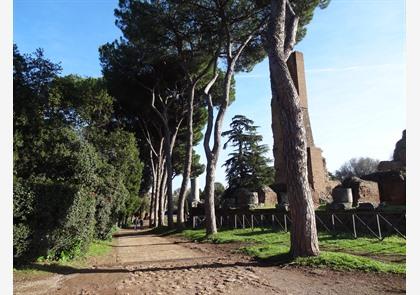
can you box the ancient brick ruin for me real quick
[271,51,328,206]
[362,130,406,205]
[341,177,381,206]
[257,186,278,206]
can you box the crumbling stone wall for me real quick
[362,171,406,205]
[365,130,406,205]
[342,177,380,206]
[257,186,278,206]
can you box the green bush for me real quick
[13,180,35,263]
[94,172,129,240]
[13,127,99,263]
[13,46,144,264]
[88,129,143,236]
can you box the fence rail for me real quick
[190,209,406,241]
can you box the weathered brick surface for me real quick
[342,177,380,205]
[271,51,328,206]
[378,161,405,172]
[307,146,328,204]
[257,186,278,206]
[362,172,406,205]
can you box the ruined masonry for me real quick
[271,51,328,206]
[189,178,200,207]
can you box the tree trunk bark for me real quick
[157,154,165,227]
[163,123,174,228]
[160,163,168,226]
[202,72,220,235]
[177,84,196,229]
[154,177,159,227]
[149,174,156,227]
[204,158,217,234]
[149,151,157,227]
[266,0,319,257]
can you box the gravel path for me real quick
[14,228,406,295]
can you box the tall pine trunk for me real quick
[163,124,174,228]
[202,32,254,235]
[149,171,156,227]
[149,151,157,227]
[153,175,159,227]
[266,0,319,257]
[203,70,232,235]
[204,158,217,234]
[177,85,196,229]
[157,155,166,227]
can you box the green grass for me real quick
[14,239,113,278]
[83,239,113,258]
[296,252,405,274]
[181,228,406,274]
[319,233,405,255]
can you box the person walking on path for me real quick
[133,217,138,230]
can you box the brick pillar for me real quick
[271,51,328,205]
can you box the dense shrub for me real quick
[13,127,99,262]
[94,166,129,240]
[13,180,34,262]
[87,129,143,233]
[13,45,145,264]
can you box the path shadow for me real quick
[112,231,151,238]
[112,241,191,248]
[19,257,292,277]
[253,252,294,265]
[112,227,182,238]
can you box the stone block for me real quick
[393,129,406,165]
[332,187,353,203]
[378,161,404,172]
[232,188,259,207]
[257,186,278,206]
[362,171,405,205]
[342,177,380,206]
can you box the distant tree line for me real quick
[334,157,380,181]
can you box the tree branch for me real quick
[170,117,184,152]
[203,70,219,160]
[140,119,159,157]
[284,0,299,60]
[267,0,287,59]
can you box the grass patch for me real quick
[296,252,405,274]
[14,239,113,279]
[82,239,113,259]
[180,228,405,274]
[319,233,405,256]
[183,228,290,244]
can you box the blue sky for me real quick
[14,0,406,190]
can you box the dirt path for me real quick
[14,229,405,295]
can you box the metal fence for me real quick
[190,208,406,241]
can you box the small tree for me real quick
[335,157,380,181]
[222,115,274,191]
